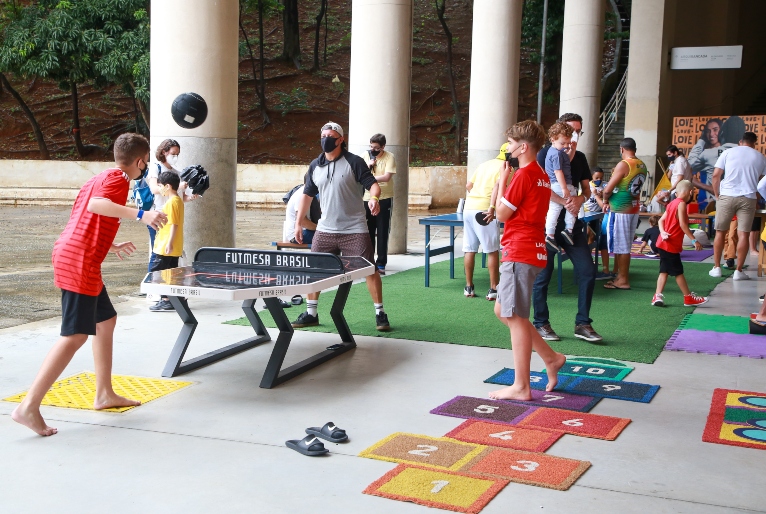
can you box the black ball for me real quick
[171,92,208,129]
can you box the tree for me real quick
[240,0,272,125]
[435,0,462,163]
[281,0,300,68]
[0,1,49,159]
[311,0,328,72]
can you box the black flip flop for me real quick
[306,421,348,443]
[291,295,304,306]
[285,434,329,456]
[279,299,291,308]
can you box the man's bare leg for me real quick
[712,230,726,268]
[750,231,759,256]
[600,249,611,274]
[488,251,500,289]
[611,254,632,288]
[464,252,476,287]
[365,272,382,303]
[307,292,320,301]
[736,230,751,272]
[11,334,89,436]
[92,316,140,410]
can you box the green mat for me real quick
[678,313,751,334]
[224,257,727,364]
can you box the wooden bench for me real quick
[272,242,311,251]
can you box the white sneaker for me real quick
[733,270,750,281]
[708,267,722,278]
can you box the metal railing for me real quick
[598,69,628,143]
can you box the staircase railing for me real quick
[598,69,628,143]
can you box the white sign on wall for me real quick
[670,46,743,70]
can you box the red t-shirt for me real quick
[656,197,685,254]
[500,161,551,267]
[52,168,131,295]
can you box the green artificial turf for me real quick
[679,313,751,334]
[224,257,728,364]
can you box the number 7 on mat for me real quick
[430,480,449,493]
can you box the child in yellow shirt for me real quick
[149,171,184,312]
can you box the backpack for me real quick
[132,164,157,210]
[283,184,303,204]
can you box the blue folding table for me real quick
[418,212,603,293]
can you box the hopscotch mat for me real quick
[550,358,634,381]
[485,369,660,403]
[2,372,193,413]
[359,433,486,471]
[458,447,591,490]
[703,388,766,450]
[518,408,630,441]
[445,420,562,453]
[364,464,508,514]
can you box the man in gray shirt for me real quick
[292,121,390,331]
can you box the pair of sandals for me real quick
[278,295,304,309]
[286,422,348,456]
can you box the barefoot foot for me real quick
[11,404,57,436]
[94,393,141,410]
[489,385,532,401]
[544,353,567,392]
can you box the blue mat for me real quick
[484,369,660,403]
[551,360,633,381]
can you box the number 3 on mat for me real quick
[409,445,439,457]
[511,460,539,472]
[430,480,449,493]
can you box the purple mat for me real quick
[665,328,766,358]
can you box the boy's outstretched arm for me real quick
[88,198,167,230]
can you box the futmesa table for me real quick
[419,212,603,293]
[141,248,375,388]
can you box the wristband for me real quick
[691,239,697,245]
[489,205,495,210]
[370,196,379,201]
[136,209,144,221]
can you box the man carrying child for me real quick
[149,171,185,312]
[651,180,708,307]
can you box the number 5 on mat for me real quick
[430,480,449,493]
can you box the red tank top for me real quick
[656,197,684,254]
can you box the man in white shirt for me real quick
[709,132,766,279]
[666,145,692,191]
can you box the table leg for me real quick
[449,226,455,279]
[425,225,431,287]
[162,297,271,378]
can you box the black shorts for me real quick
[149,254,179,272]
[60,286,117,336]
[658,249,684,277]
[752,217,761,232]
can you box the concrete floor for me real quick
[1,239,766,512]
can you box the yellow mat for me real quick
[3,372,193,413]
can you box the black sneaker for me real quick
[149,299,175,312]
[536,324,561,341]
[760,294,764,303]
[725,258,736,269]
[292,311,319,328]
[376,312,391,331]
[545,235,559,253]
[486,288,497,301]
[464,285,476,298]
[560,229,574,246]
[574,324,603,342]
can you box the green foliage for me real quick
[521,0,565,64]
[273,87,309,116]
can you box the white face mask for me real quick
[166,154,179,167]
[571,131,580,143]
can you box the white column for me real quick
[466,0,523,175]
[150,0,239,258]
[348,0,413,255]
[559,0,604,166]
[624,0,674,188]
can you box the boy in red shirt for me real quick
[489,121,566,401]
[652,179,708,307]
[12,133,167,436]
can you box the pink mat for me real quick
[664,329,766,358]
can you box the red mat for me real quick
[458,447,591,490]
[364,464,508,513]
[518,407,631,440]
[445,420,562,452]
[702,388,766,450]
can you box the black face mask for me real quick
[321,136,339,153]
[369,149,381,157]
[505,149,520,169]
[668,155,676,162]
[136,160,148,180]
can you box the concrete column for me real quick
[466,0,523,175]
[348,0,413,255]
[624,0,674,188]
[559,0,604,167]
[150,0,239,259]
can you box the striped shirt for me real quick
[52,168,130,295]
